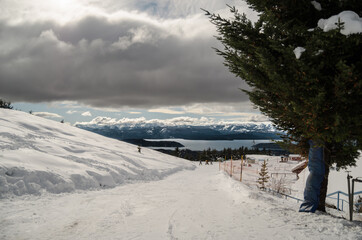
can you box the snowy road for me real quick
[1,165,361,240]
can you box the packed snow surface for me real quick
[1,165,362,240]
[0,109,195,198]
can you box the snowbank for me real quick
[0,109,195,198]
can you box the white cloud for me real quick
[228,114,270,123]
[128,112,142,114]
[76,115,270,128]
[50,101,83,109]
[180,102,256,115]
[148,108,185,115]
[66,110,78,114]
[33,112,62,118]
[81,111,92,117]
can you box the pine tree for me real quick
[206,1,362,212]
[212,149,218,161]
[174,147,180,157]
[258,160,269,190]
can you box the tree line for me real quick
[157,146,277,162]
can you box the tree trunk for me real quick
[299,140,325,212]
[317,147,331,212]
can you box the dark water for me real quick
[146,139,274,151]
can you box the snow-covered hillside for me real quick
[0,109,195,198]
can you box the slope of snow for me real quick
[1,165,361,240]
[0,109,195,198]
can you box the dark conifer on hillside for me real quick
[174,147,180,157]
[0,99,13,109]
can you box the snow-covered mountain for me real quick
[75,116,280,140]
[0,109,195,198]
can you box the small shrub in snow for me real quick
[258,160,269,190]
[270,177,289,194]
[356,196,362,213]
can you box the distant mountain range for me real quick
[75,119,281,140]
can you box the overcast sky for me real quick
[0,0,266,124]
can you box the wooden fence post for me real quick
[240,155,243,182]
[230,156,233,177]
[224,156,226,172]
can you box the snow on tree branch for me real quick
[318,11,362,35]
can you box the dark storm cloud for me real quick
[0,6,250,108]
